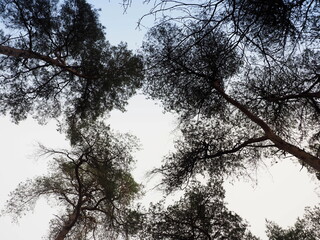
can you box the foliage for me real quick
[2,122,142,240]
[0,0,143,126]
[266,205,320,240]
[153,118,268,192]
[139,180,259,240]
[142,0,320,187]
[143,22,241,120]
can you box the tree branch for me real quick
[205,136,269,159]
[0,45,91,79]
[264,91,320,102]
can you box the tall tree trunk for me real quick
[214,83,320,172]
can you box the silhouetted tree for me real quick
[2,122,142,240]
[266,205,320,240]
[0,0,143,128]
[139,180,259,240]
[142,0,320,188]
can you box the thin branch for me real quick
[205,136,268,159]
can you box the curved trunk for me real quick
[54,211,78,240]
[55,157,85,240]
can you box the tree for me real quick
[141,0,320,187]
[139,180,259,240]
[266,205,320,240]
[2,122,142,240]
[0,0,143,128]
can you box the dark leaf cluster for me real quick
[266,204,320,240]
[153,118,272,192]
[0,0,143,125]
[140,181,259,240]
[143,22,242,120]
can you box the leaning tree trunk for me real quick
[213,83,320,172]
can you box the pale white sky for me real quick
[0,1,319,240]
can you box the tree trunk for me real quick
[214,83,320,172]
[54,212,78,240]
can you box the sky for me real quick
[0,1,319,239]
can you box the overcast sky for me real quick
[0,1,319,239]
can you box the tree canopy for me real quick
[140,180,259,240]
[2,122,141,240]
[142,0,320,187]
[266,205,320,240]
[0,0,143,128]
[0,0,319,239]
